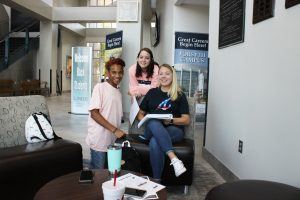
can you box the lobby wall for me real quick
[150,0,174,65]
[151,1,209,65]
[206,1,300,187]
[58,28,84,92]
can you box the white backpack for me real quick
[25,112,60,143]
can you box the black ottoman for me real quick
[205,180,300,200]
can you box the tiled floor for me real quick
[47,93,224,200]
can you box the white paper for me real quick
[117,173,165,197]
[196,103,206,114]
[124,193,158,200]
[129,97,140,125]
[137,114,173,128]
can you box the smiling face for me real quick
[107,64,124,88]
[159,66,173,88]
[137,50,151,70]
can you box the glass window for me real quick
[191,71,199,97]
[103,23,111,28]
[182,70,190,97]
[93,51,100,58]
[94,43,101,50]
[176,70,181,85]
[89,0,116,6]
[93,59,100,68]
[87,42,106,85]
[97,0,105,6]
[86,22,115,29]
[105,0,113,6]
[90,0,97,6]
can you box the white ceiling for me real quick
[175,0,209,6]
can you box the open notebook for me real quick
[137,114,173,128]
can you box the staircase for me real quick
[0,20,40,72]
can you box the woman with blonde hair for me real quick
[137,64,190,181]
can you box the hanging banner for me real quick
[103,31,123,77]
[174,32,209,122]
[174,32,208,68]
[174,32,209,95]
[71,47,92,114]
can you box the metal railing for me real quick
[0,20,40,72]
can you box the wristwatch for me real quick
[170,119,174,125]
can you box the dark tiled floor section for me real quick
[47,93,225,199]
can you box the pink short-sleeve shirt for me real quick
[128,64,159,96]
[85,82,123,152]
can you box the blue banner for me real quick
[71,47,92,114]
[103,31,123,77]
[174,32,209,122]
[174,32,208,67]
[106,31,123,50]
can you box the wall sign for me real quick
[285,0,300,8]
[117,1,138,22]
[219,0,245,48]
[253,0,275,24]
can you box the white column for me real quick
[117,0,143,115]
[38,21,58,95]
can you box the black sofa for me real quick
[0,95,83,200]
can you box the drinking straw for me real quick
[113,169,117,186]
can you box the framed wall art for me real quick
[219,0,245,48]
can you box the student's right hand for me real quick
[114,129,126,138]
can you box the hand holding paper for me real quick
[129,97,140,125]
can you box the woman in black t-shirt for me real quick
[137,64,190,181]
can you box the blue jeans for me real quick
[143,119,184,179]
[90,149,106,169]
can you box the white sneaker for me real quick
[170,158,187,177]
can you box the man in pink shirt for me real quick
[86,58,126,169]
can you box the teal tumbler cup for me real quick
[107,145,122,174]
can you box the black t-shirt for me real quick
[140,87,189,118]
